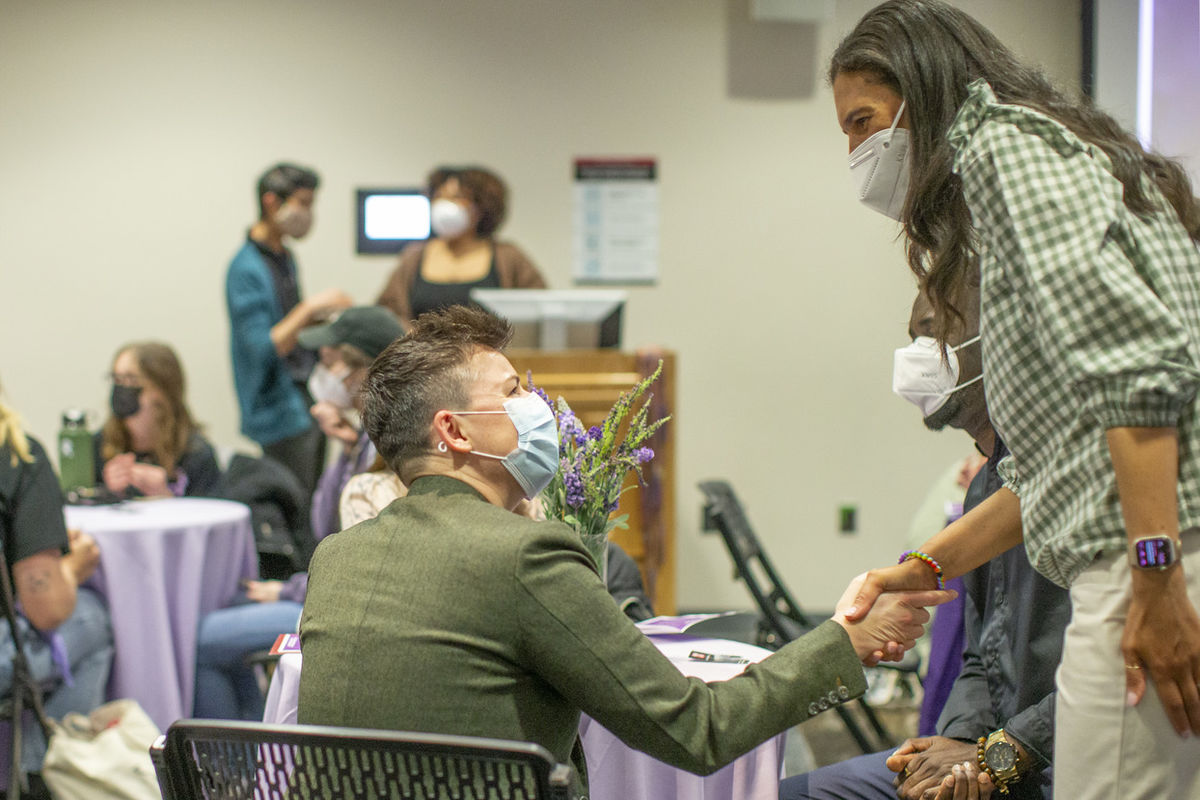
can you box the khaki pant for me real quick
[1055,531,1200,799]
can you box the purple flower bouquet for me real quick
[531,361,670,586]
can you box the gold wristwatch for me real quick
[977,729,1022,794]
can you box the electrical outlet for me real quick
[838,504,857,534]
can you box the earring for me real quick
[437,441,448,453]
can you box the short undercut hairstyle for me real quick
[362,305,513,477]
[256,162,320,219]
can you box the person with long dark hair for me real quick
[829,2,1200,798]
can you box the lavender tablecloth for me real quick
[262,634,785,800]
[66,498,258,731]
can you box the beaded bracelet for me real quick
[898,550,945,590]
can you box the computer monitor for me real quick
[356,188,430,255]
[470,289,627,350]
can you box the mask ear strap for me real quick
[886,100,907,143]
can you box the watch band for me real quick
[976,729,1022,794]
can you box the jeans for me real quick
[780,746,1051,800]
[193,601,303,720]
[0,588,113,774]
[779,750,899,800]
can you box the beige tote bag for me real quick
[41,699,161,800]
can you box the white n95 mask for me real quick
[430,199,473,239]
[893,335,982,417]
[449,393,560,499]
[849,100,910,221]
[308,363,353,409]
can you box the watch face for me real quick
[1134,537,1175,568]
[986,742,1017,772]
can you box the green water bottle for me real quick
[58,409,94,494]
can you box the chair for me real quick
[150,719,577,800]
[698,479,916,754]
[219,453,315,580]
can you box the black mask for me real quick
[110,384,142,419]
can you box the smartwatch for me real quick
[1130,535,1181,571]
[977,729,1022,794]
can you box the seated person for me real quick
[339,461,655,619]
[296,306,405,541]
[375,165,546,328]
[299,306,953,787]
[0,385,113,777]
[780,291,1069,799]
[94,341,219,498]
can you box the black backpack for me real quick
[218,454,314,580]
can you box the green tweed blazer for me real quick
[298,475,865,776]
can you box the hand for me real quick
[101,453,136,494]
[887,737,977,800]
[244,580,283,603]
[1122,566,1200,736]
[833,573,956,663]
[514,497,544,520]
[843,559,941,622]
[310,401,359,445]
[128,463,171,496]
[63,528,101,584]
[928,761,993,800]
[305,288,353,322]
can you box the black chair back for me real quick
[699,479,813,647]
[151,719,576,800]
[698,479,899,753]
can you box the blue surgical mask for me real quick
[451,393,559,499]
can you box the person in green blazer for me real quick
[298,305,952,787]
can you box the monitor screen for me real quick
[470,289,626,349]
[356,188,430,254]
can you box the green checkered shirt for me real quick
[948,80,1200,587]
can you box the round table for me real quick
[262,631,785,800]
[66,497,258,731]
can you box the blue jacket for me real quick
[226,240,311,445]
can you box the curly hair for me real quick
[830,0,1200,343]
[427,165,509,238]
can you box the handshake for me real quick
[830,572,957,665]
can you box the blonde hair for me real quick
[0,384,33,466]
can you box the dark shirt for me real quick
[92,431,222,498]
[0,437,69,570]
[937,438,1070,779]
[248,235,316,385]
[408,245,501,319]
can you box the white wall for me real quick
[0,0,1080,611]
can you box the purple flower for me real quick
[633,447,654,464]
[587,426,602,441]
[563,458,586,508]
[532,385,552,407]
[558,409,585,446]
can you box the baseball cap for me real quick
[297,306,405,360]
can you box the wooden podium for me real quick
[506,348,677,614]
